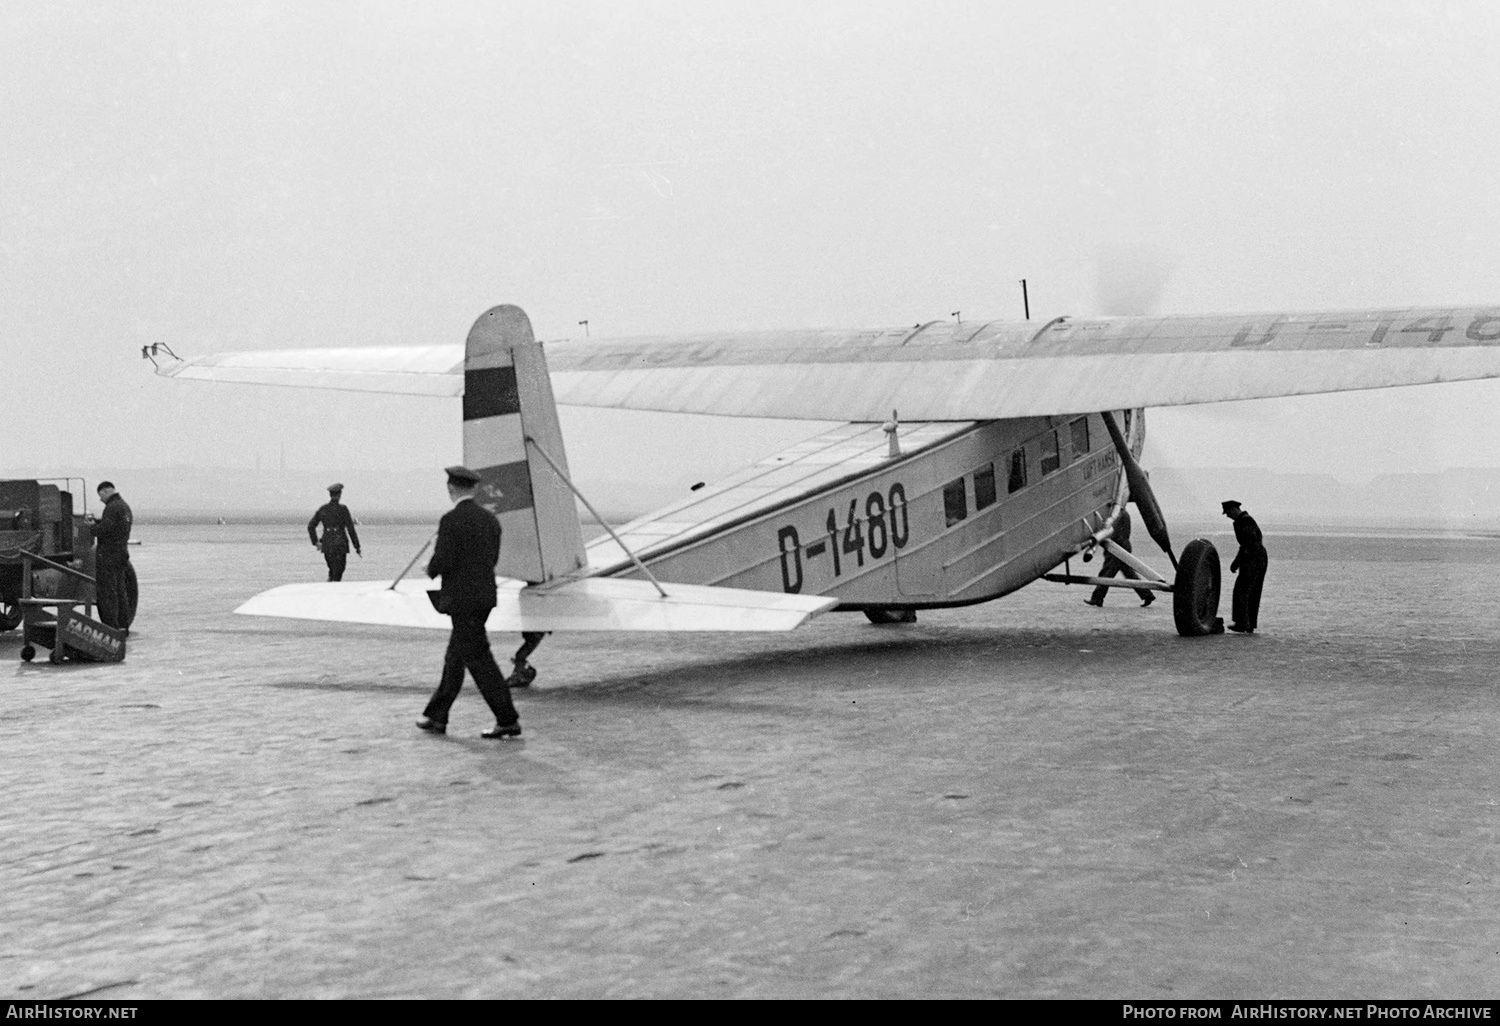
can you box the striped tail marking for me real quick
[462,305,587,583]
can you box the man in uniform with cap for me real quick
[1222,500,1268,633]
[307,483,361,582]
[91,481,137,631]
[415,465,522,739]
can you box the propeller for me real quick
[1093,245,1178,569]
[1094,242,1171,319]
[1100,411,1175,570]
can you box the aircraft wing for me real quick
[152,344,465,396]
[151,306,1500,419]
[235,576,839,632]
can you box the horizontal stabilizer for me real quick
[235,577,838,632]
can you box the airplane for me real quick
[144,302,1500,682]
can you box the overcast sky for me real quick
[6,1,1500,507]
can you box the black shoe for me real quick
[1141,594,1155,607]
[508,663,537,688]
[1083,598,1104,607]
[416,717,446,734]
[1227,624,1248,633]
[481,722,522,739]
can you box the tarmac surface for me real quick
[3,522,1499,999]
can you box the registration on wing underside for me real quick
[544,308,1500,370]
[585,421,975,573]
[153,306,1500,421]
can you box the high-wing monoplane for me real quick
[146,302,1500,681]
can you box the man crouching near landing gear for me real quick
[415,466,522,740]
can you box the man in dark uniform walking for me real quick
[91,481,137,631]
[415,466,521,740]
[1083,507,1155,607]
[307,483,361,582]
[1223,500,1268,633]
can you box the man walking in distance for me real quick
[307,483,361,582]
[91,481,137,631]
[1083,507,1155,608]
[1223,500,1268,633]
[415,466,522,740]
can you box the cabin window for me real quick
[1040,431,1060,476]
[1069,417,1089,457]
[1008,449,1027,493]
[943,478,968,526]
[974,463,997,510]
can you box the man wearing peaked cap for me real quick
[444,465,482,488]
[1221,500,1268,634]
[307,482,361,582]
[416,465,521,740]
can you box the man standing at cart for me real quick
[1222,499,1268,633]
[307,483,361,582]
[91,481,136,631]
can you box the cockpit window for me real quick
[1069,417,1089,457]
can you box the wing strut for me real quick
[1100,411,1177,571]
[389,531,437,591]
[524,437,670,599]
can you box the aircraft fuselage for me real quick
[598,410,1142,610]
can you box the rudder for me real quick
[462,305,587,583]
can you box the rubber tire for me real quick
[20,644,35,662]
[864,608,917,625]
[1173,538,1222,637]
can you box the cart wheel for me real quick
[20,645,35,662]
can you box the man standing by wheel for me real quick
[415,466,521,740]
[91,481,136,631]
[307,483,361,582]
[1222,500,1267,633]
[1083,507,1155,608]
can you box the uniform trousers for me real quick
[324,550,348,582]
[1231,552,1268,630]
[1089,553,1153,604]
[422,613,519,727]
[96,554,137,630]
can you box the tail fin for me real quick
[462,305,587,583]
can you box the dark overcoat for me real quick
[426,498,501,614]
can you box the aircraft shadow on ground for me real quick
[530,624,1193,712]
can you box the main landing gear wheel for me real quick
[864,608,917,625]
[0,601,20,633]
[1173,538,1224,637]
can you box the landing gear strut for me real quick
[1097,411,1223,638]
